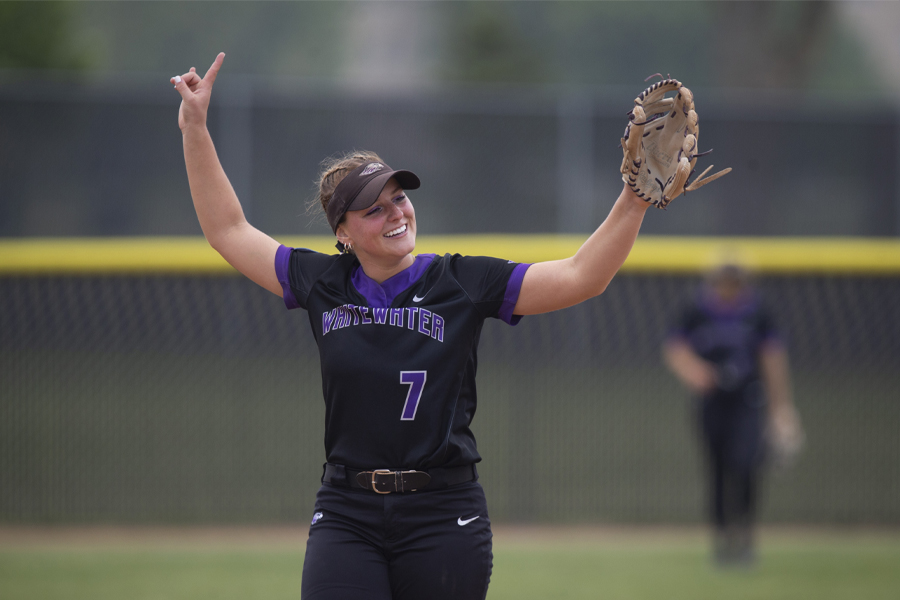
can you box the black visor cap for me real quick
[327,162,420,233]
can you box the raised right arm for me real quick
[172,53,282,296]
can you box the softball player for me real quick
[663,264,802,566]
[173,54,650,599]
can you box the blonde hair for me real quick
[308,150,387,223]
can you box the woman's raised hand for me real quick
[171,53,225,132]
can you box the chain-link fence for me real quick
[1,76,899,238]
[2,270,898,524]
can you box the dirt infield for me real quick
[2,524,897,550]
[0,525,309,550]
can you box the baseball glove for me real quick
[620,77,731,208]
[767,405,805,471]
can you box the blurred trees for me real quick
[443,2,713,86]
[0,2,90,70]
[444,2,549,84]
[710,2,833,88]
[0,1,886,94]
[439,1,881,93]
[70,2,349,77]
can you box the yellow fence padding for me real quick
[1,235,898,275]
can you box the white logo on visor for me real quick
[360,163,385,176]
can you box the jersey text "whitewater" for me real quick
[322,304,445,342]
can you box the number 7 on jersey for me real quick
[400,371,427,420]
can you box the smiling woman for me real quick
[314,152,422,281]
[172,53,651,600]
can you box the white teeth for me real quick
[385,225,407,238]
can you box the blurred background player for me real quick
[662,261,804,566]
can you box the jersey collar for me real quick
[351,254,436,308]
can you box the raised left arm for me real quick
[514,184,650,315]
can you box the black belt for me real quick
[322,463,477,494]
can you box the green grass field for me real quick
[1,526,899,600]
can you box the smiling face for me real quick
[335,177,416,269]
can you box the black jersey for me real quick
[669,288,781,397]
[275,246,530,471]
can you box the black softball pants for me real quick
[699,393,766,531]
[300,480,492,600]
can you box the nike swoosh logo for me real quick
[412,294,426,302]
[457,516,480,526]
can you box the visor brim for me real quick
[345,170,421,212]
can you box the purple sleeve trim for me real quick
[498,263,532,326]
[275,245,301,310]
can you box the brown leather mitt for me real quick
[620,78,731,209]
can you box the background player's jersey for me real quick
[669,289,781,399]
[275,247,530,471]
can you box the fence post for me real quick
[214,76,254,221]
[556,92,595,233]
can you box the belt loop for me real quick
[326,463,349,486]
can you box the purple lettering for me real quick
[418,309,431,336]
[322,309,336,334]
[431,314,444,342]
[326,305,445,340]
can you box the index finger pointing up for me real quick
[203,52,226,86]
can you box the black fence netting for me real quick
[2,79,898,239]
[1,272,898,524]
